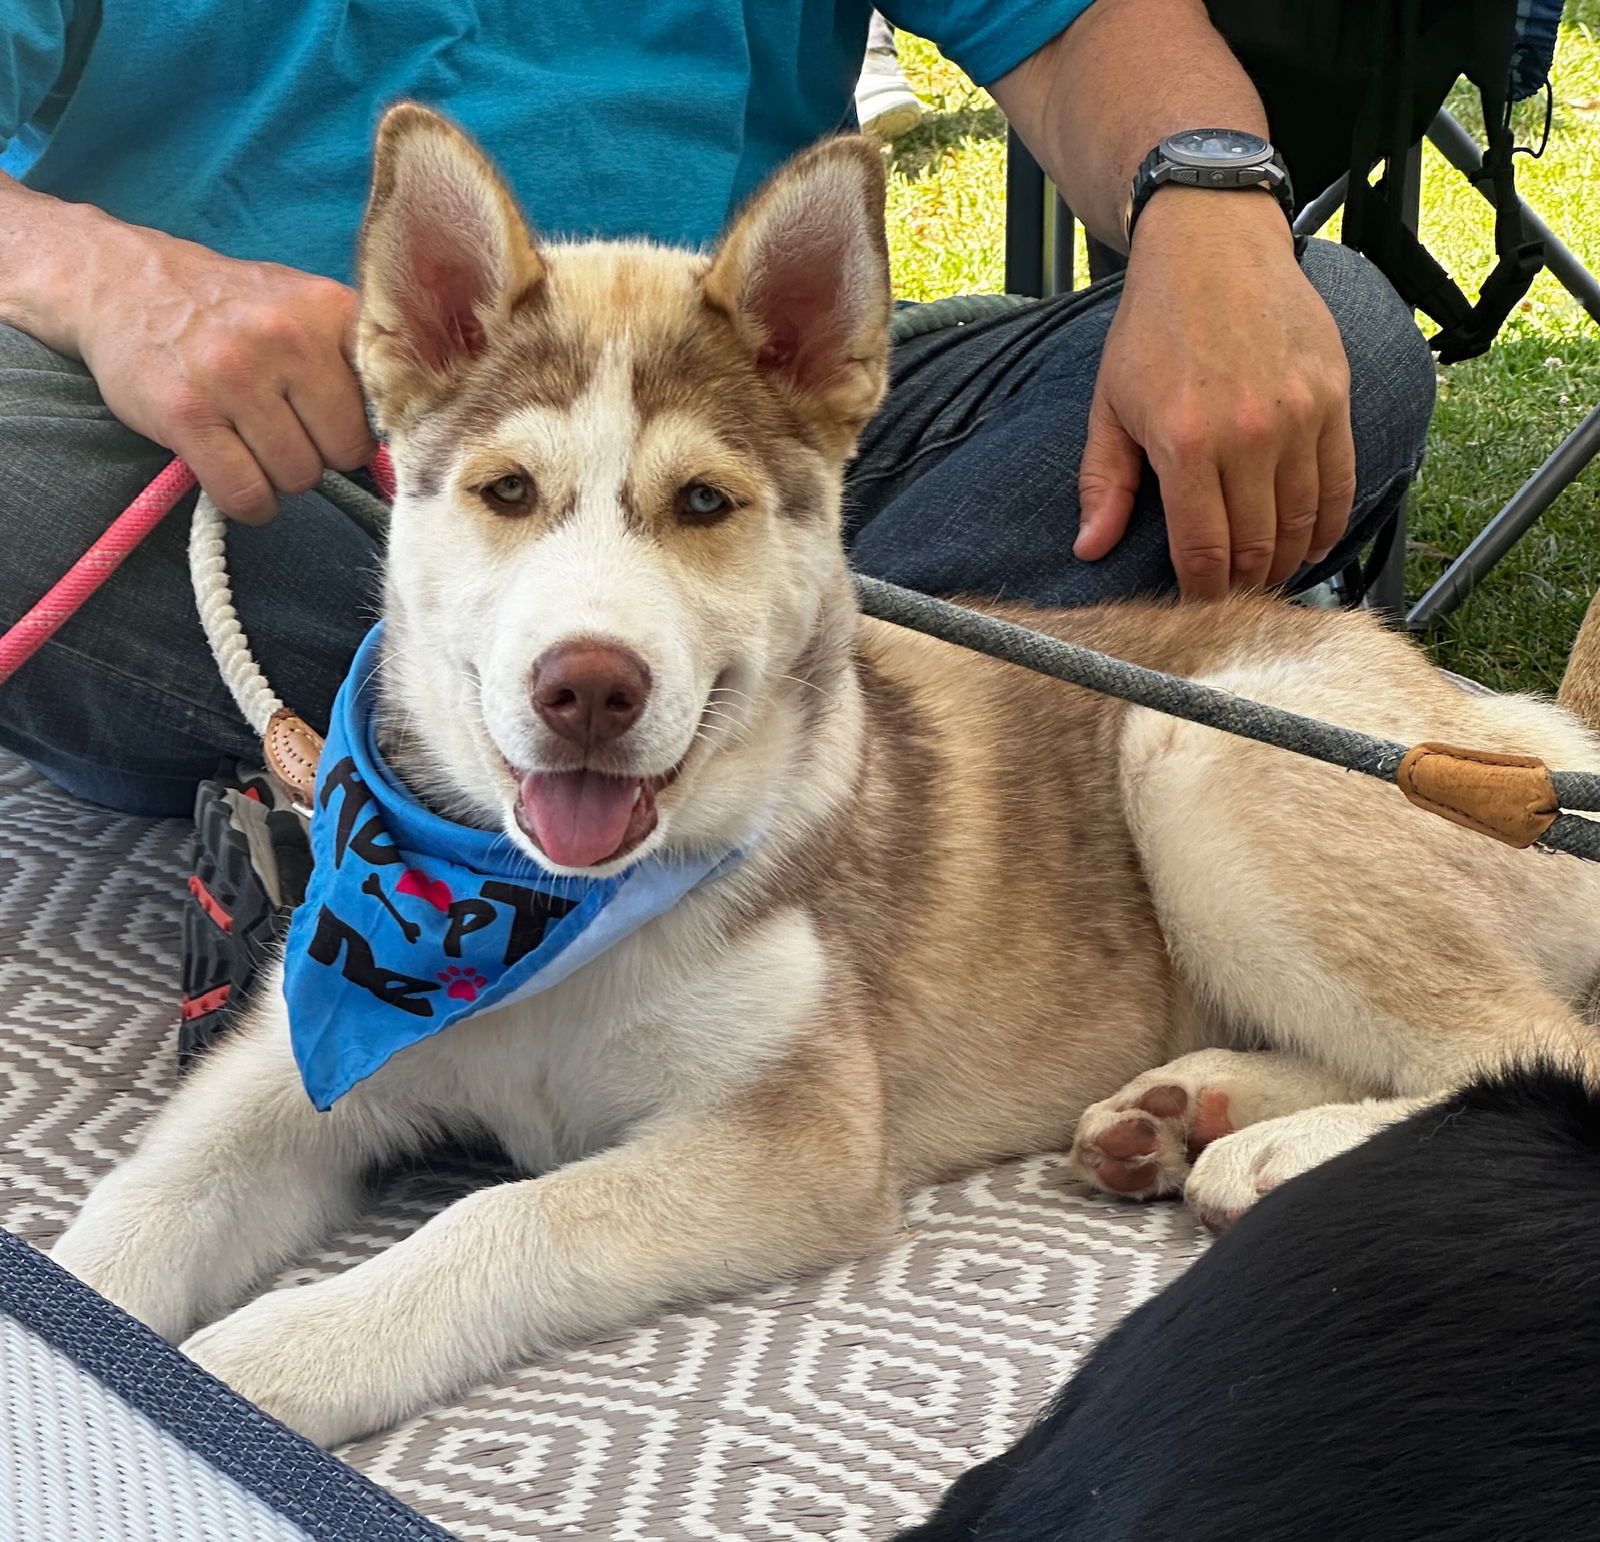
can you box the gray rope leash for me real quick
[888,292,1036,338]
[852,576,1600,862]
[316,469,391,542]
[188,293,1600,862]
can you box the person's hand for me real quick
[69,221,375,523]
[1073,187,1356,597]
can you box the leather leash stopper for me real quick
[1396,742,1560,848]
[264,707,324,810]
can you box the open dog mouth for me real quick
[512,763,683,869]
[504,667,738,870]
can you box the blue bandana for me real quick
[281,625,744,1110]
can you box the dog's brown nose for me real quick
[531,642,651,747]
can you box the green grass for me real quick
[881,13,1600,693]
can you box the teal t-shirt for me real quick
[1,1,1090,283]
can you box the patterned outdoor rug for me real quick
[0,751,1209,1540]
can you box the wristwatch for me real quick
[1126,129,1295,243]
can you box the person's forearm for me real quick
[990,0,1271,252]
[0,168,123,355]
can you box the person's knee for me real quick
[1300,239,1436,479]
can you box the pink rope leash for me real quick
[0,445,395,687]
[0,458,196,687]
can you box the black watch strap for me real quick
[1126,139,1296,244]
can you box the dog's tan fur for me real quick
[52,109,1600,1444]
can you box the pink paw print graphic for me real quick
[439,965,488,1003]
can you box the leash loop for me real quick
[189,462,395,806]
[189,488,282,736]
[188,465,395,737]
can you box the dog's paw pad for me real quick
[1094,1115,1159,1161]
[1085,1108,1163,1193]
[1187,1088,1236,1158]
[1091,1154,1164,1194]
[1133,1084,1188,1119]
[1072,1080,1236,1201]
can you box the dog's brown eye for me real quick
[677,482,731,524]
[482,473,533,513]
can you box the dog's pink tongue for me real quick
[516,770,642,868]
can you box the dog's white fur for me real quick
[52,108,1600,1445]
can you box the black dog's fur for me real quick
[897,1067,1600,1541]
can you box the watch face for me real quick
[1162,129,1270,168]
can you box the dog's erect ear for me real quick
[705,136,891,449]
[357,103,544,425]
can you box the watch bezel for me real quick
[1159,129,1273,171]
[1126,129,1297,244]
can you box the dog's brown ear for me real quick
[705,136,891,450]
[357,103,544,427]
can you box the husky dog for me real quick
[51,107,1600,1446]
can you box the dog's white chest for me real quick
[382,902,830,1172]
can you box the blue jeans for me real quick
[0,240,1433,817]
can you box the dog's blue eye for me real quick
[678,483,730,522]
[481,473,532,511]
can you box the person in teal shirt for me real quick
[0,0,1433,815]
[5,1,1054,273]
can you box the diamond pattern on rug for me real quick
[0,752,1209,1540]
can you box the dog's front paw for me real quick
[1183,1102,1399,1231]
[182,1281,393,1447]
[1072,1072,1239,1200]
[51,1223,195,1344]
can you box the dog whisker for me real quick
[775,673,832,699]
[698,707,751,748]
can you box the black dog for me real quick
[897,1066,1600,1542]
